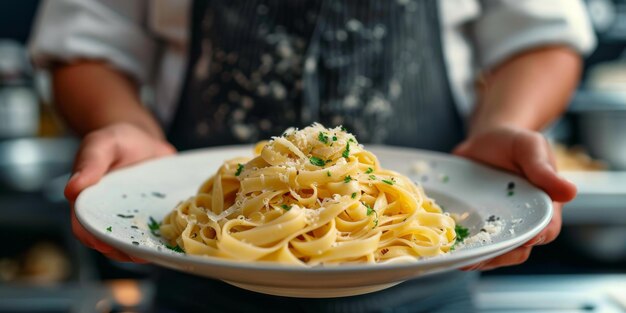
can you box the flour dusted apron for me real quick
[168,0,465,151]
[160,1,474,312]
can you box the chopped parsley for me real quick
[344,175,353,183]
[382,179,394,185]
[341,126,347,131]
[327,171,331,177]
[148,216,161,237]
[281,204,292,211]
[455,225,470,243]
[365,167,374,174]
[369,174,377,180]
[332,136,338,141]
[310,156,325,166]
[165,244,185,253]
[441,175,449,183]
[235,163,244,176]
[348,138,355,143]
[507,182,515,196]
[116,214,134,219]
[363,202,379,228]
[106,226,112,232]
[342,143,350,159]
[351,192,357,199]
[151,191,166,198]
[318,131,329,144]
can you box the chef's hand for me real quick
[453,126,577,271]
[66,123,176,262]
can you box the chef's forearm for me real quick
[52,61,164,139]
[469,46,582,135]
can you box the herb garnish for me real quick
[344,175,353,183]
[351,192,357,199]
[342,143,350,159]
[117,214,134,219]
[507,182,515,196]
[363,202,379,228]
[106,226,112,232]
[365,167,374,174]
[166,244,185,253]
[332,136,337,141]
[327,171,331,177]
[454,225,470,242]
[148,216,161,237]
[369,174,377,180]
[441,175,449,183]
[318,132,329,144]
[487,215,499,222]
[235,163,244,176]
[341,126,347,131]
[151,191,166,198]
[310,156,325,166]
[382,179,394,185]
[132,241,140,245]
[281,204,292,211]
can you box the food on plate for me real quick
[161,124,457,265]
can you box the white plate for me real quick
[75,145,552,298]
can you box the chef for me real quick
[30,0,592,312]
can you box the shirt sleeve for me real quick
[28,0,156,84]
[471,0,597,70]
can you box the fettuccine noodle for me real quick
[161,124,456,266]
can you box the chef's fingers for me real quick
[65,132,117,202]
[476,246,533,271]
[110,139,176,171]
[514,134,577,202]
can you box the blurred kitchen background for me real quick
[0,0,625,312]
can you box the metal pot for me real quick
[0,137,77,193]
[571,91,626,170]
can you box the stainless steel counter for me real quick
[477,274,626,312]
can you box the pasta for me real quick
[161,124,457,266]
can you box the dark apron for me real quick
[168,0,465,151]
[160,1,474,312]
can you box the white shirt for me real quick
[29,0,596,126]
